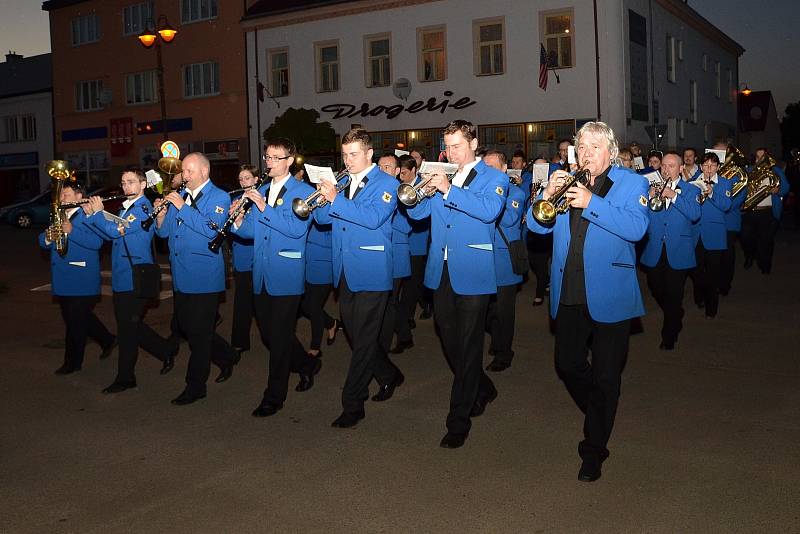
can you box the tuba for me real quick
[741,155,780,211]
[46,160,75,257]
[531,164,591,224]
[719,146,749,197]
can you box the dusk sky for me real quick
[1,0,798,115]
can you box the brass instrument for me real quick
[531,164,591,224]
[140,148,185,231]
[742,154,780,211]
[208,173,267,252]
[60,194,132,209]
[696,179,714,204]
[397,170,456,207]
[719,146,750,197]
[46,160,75,257]
[648,177,671,211]
[292,170,350,218]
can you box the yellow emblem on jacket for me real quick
[511,200,519,209]
[639,195,648,206]
[215,206,224,214]
[382,192,392,203]
[725,190,731,197]
[276,198,284,206]
[496,186,504,195]
[126,214,136,223]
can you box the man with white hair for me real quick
[527,122,649,482]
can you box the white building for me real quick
[0,53,54,203]
[242,0,743,163]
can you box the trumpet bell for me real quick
[397,183,421,207]
[158,157,182,176]
[292,197,312,218]
[648,197,665,211]
[531,199,557,224]
[47,160,71,181]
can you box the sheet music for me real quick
[533,163,550,183]
[644,170,663,186]
[304,164,337,185]
[394,149,410,157]
[419,161,458,176]
[507,169,522,179]
[101,210,130,228]
[633,156,645,170]
[145,169,162,188]
[690,178,709,192]
[705,148,727,163]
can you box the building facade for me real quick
[43,0,250,188]
[0,53,54,204]
[242,0,743,164]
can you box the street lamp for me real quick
[739,83,752,96]
[137,15,177,141]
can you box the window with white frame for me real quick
[315,42,339,93]
[715,61,721,98]
[269,49,289,97]
[125,70,158,105]
[183,62,219,98]
[418,26,446,82]
[666,35,676,83]
[690,80,698,124]
[76,80,104,111]
[123,2,153,36]
[1,115,37,143]
[365,35,391,87]
[474,19,504,75]
[71,13,100,46]
[182,0,217,24]
[542,11,573,68]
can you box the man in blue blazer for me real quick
[528,122,649,482]
[690,152,733,319]
[314,128,403,428]
[741,148,790,274]
[84,167,175,392]
[640,153,701,350]
[714,143,748,295]
[40,181,116,375]
[681,148,703,182]
[408,120,506,449]
[483,150,526,372]
[233,138,319,417]
[155,152,238,405]
[299,219,339,357]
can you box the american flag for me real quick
[539,43,549,91]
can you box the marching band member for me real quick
[155,152,238,405]
[529,157,552,306]
[40,181,116,375]
[232,138,319,417]
[483,150,526,372]
[681,148,702,181]
[528,121,649,481]
[314,128,402,428]
[299,218,340,358]
[640,153,701,350]
[407,120,506,449]
[84,167,176,392]
[690,152,732,319]
[717,142,747,295]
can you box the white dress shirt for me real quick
[184,179,210,206]
[346,163,376,199]
[268,174,292,207]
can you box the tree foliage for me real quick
[780,101,800,155]
[263,108,337,156]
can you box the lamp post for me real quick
[739,83,752,96]
[137,15,177,142]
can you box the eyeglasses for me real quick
[263,155,291,163]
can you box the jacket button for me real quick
[446,224,451,229]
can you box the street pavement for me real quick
[0,222,798,533]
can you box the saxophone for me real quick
[46,160,74,257]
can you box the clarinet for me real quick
[141,181,186,231]
[208,174,267,253]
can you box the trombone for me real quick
[397,170,456,207]
[531,164,591,224]
[292,169,350,218]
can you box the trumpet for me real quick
[292,169,350,218]
[208,174,267,253]
[141,181,186,231]
[697,180,714,204]
[60,194,133,209]
[648,178,671,211]
[531,164,591,224]
[397,171,456,207]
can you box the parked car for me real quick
[0,189,51,228]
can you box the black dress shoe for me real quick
[326,319,340,346]
[171,390,206,405]
[578,458,602,482]
[331,411,365,428]
[659,341,675,350]
[439,432,467,449]
[296,358,322,392]
[160,347,178,375]
[371,371,404,402]
[102,381,137,394]
[252,401,283,417]
[470,387,498,417]
[389,340,414,354]
[485,359,510,372]
[99,337,117,360]
[408,318,416,330]
[215,363,234,383]
[419,304,433,320]
[54,363,81,375]
[719,287,730,296]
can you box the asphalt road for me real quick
[0,222,798,533]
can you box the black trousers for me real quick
[398,254,428,321]
[720,231,738,293]
[338,275,392,415]
[58,296,114,369]
[300,282,336,350]
[253,291,310,405]
[112,291,172,383]
[554,303,630,461]
[376,278,405,385]
[392,277,413,345]
[692,243,722,317]
[433,265,495,437]
[173,291,235,396]
[741,209,779,273]
[231,270,254,351]
[486,283,517,365]
[527,231,552,299]
[645,247,689,345]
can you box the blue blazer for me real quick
[305,221,333,285]
[527,166,650,322]
[493,183,526,287]
[155,181,230,293]
[520,170,533,210]
[314,165,397,292]
[406,177,431,257]
[408,159,506,295]
[640,181,702,270]
[229,192,257,273]
[233,177,314,296]
[772,165,790,221]
[39,210,104,297]
[724,175,747,231]
[391,209,412,278]
[694,177,732,250]
[89,196,156,293]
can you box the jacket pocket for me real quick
[611,262,634,269]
